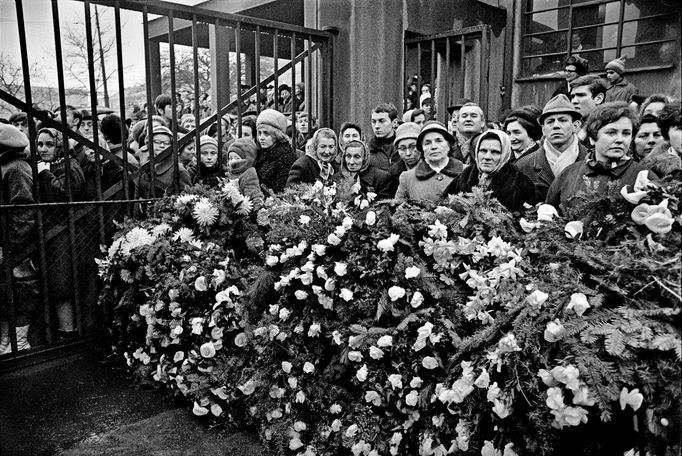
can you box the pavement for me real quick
[0,350,262,456]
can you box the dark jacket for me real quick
[198,162,224,189]
[445,162,541,212]
[546,155,657,209]
[286,155,334,187]
[359,166,392,200]
[0,148,36,259]
[368,135,399,172]
[39,157,85,204]
[516,140,588,201]
[255,141,298,194]
[605,78,638,103]
[82,158,126,201]
[387,160,410,198]
[510,141,540,164]
[640,143,681,178]
[139,158,192,198]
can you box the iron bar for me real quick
[192,15,202,175]
[168,12,181,191]
[430,39,435,120]
[142,7,157,195]
[236,22,243,136]
[114,5,131,208]
[214,19,224,172]
[255,25,261,114]
[291,32,297,149]
[274,29,279,111]
[445,36,450,124]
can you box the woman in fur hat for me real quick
[254,109,298,194]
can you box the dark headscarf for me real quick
[36,127,66,163]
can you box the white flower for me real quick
[200,341,216,358]
[634,169,654,192]
[176,193,199,205]
[194,276,208,291]
[365,211,376,226]
[329,404,342,414]
[293,421,307,432]
[173,227,194,243]
[564,221,584,239]
[474,369,490,388]
[295,290,308,300]
[566,293,590,316]
[619,387,644,411]
[288,377,298,389]
[339,288,354,301]
[173,351,184,363]
[388,374,403,389]
[356,364,368,381]
[299,215,311,225]
[303,361,315,373]
[377,335,393,347]
[405,390,419,406]
[308,323,321,337]
[348,351,363,362]
[265,255,279,267]
[289,437,304,451]
[331,419,342,432]
[280,361,292,373]
[544,319,566,343]
[519,217,540,233]
[527,289,549,307]
[345,423,358,438]
[410,291,424,308]
[295,390,306,403]
[537,204,559,222]
[369,346,384,359]
[620,185,648,204]
[327,233,342,246]
[279,307,291,321]
[365,390,382,406]
[192,198,219,226]
[151,223,171,237]
[334,262,348,276]
[388,286,406,301]
[427,220,448,239]
[377,233,400,253]
[312,244,327,256]
[405,266,421,279]
[410,377,423,388]
[193,401,209,416]
[342,216,353,229]
[422,356,438,369]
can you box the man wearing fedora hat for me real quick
[516,94,587,200]
[446,98,472,134]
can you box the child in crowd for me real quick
[227,137,264,211]
[198,135,223,188]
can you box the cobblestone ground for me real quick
[0,350,262,456]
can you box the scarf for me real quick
[475,130,512,189]
[306,128,338,181]
[544,135,579,177]
[456,131,474,163]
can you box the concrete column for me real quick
[209,24,231,113]
[150,40,162,98]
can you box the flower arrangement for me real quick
[99,179,681,455]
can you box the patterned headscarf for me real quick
[341,140,371,175]
[36,127,65,162]
[474,129,512,188]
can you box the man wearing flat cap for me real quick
[516,94,587,200]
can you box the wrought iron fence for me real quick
[0,0,332,369]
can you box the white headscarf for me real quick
[475,130,512,188]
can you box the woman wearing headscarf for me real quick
[35,127,85,339]
[444,129,540,212]
[286,128,338,186]
[332,139,392,199]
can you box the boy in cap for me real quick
[604,56,639,103]
[227,137,264,210]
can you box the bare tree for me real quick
[160,46,212,97]
[0,53,54,117]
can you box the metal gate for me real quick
[404,25,492,124]
[0,0,332,370]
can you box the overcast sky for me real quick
[0,0,202,91]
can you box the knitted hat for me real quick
[605,56,626,74]
[0,124,29,150]
[503,105,543,140]
[227,137,258,174]
[416,120,455,152]
[199,135,219,153]
[257,108,287,135]
[394,122,421,147]
[152,125,173,139]
[420,92,432,108]
[538,94,581,124]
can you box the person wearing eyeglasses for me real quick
[138,125,191,197]
[395,121,464,202]
[386,122,421,196]
[552,55,588,98]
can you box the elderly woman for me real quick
[36,127,85,339]
[395,121,463,202]
[333,139,391,199]
[254,109,298,193]
[444,130,540,211]
[287,128,338,186]
[640,103,681,177]
[503,105,543,162]
[546,102,657,209]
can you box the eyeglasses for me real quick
[153,139,172,147]
[397,144,418,152]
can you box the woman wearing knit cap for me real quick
[444,130,540,212]
[286,128,339,187]
[138,125,192,197]
[254,108,298,193]
[227,137,264,211]
[198,135,223,188]
[503,105,543,162]
[604,56,639,104]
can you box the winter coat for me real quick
[232,167,264,211]
[387,160,410,198]
[139,158,192,198]
[255,141,298,194]
[198,162,224,189]
[516,140,588,201]
[444,162,541,212]
[0,148,36,260]
[605,78,638,103]
[395,158,464,202]
[545,155,657,209]
[510,141,540,164]
[286,155,333,187]
[331,165,393,200]
[368,135,400,172]
[640,143,681,177]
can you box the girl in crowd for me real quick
[444,129,540,212]
[395,121,463,201]
[254,109,298,193]
[227,137,264,211]
[240,118,257,140]
[177,135,197,182]
[333,139,391,199]
[546,102,657,209]
[35,128,85,340]
[197,135,223,188]
[503,105,543,162]
[287,128,338,186]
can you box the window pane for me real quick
[525,8,570,34]
[572,24,619,51]
[622,18,679,46]
[526,0,570,12]
[524,31,569,55]
[624,0,672,20]
[621,42,677,68]
[523,54,565,76]
[572,1,620,27]
[579,48,618,70]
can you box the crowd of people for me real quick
[0,54,681,354]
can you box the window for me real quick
[521,0,679,77]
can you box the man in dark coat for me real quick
[368,102,400,172]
